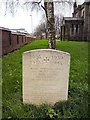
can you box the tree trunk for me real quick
[44,1,56,49]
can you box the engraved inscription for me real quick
[29,54,67,65]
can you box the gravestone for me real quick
[23,49,70,105]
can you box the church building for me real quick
[61,0,90,41]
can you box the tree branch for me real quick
[32,0,42,5]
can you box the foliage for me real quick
[2,40,89,119]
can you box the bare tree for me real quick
[34,22,46,38]
[27,0,73,49]
[45,1,56,49]
[34,13,63,40]
[28,0,55,49]
[55,14,63,39]
[4,0,73,49]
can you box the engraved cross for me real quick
[44,57,49,63]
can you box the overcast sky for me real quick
[0,0,85,33]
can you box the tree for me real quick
[55,14,63,39]
[34,22,46,39]
[46,1,56,49]
[34,14,63,40]
[4,0,73,49]
[30,0,55,49]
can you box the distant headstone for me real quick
[23,49,70,105]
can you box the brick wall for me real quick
[0,27,39,56]
[2,29,11,55]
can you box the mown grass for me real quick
[2,40,89,119]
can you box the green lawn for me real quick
[2,40,89,119]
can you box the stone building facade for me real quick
[61,0,90,41]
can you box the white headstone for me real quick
[23,49,70,105]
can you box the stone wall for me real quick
[61,1,90,41]
[61,20,84,41]
[84,3,90,41]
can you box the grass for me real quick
[2,40,89,119]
